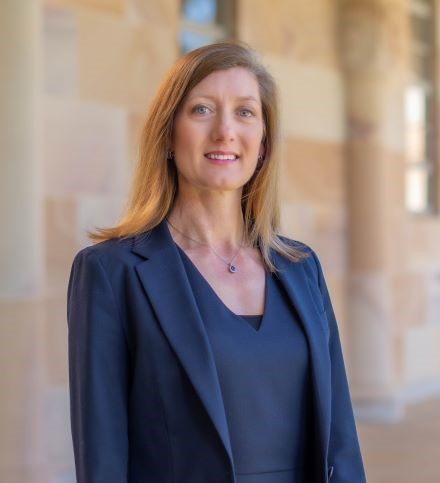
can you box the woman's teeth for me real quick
[205,154,237,160]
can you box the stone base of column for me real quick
[354,376,440,423]
[353,397,404,423]
[0,298,46,483]
[400,376,440,405]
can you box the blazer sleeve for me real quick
[67,248,129,483]
[310,250,367,483]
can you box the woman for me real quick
[67,42,366,483]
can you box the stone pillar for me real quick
[0,0,43,296]
[340,0,409,421]
[0,1,46,481]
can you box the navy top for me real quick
[177,245,314,482]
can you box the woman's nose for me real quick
[211,114,235,142]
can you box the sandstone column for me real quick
[0,1,46,481]
[340,0,408,421]
[0,0,43,296]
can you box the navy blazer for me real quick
[67,219,366,483]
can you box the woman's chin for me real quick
[202,178,247,192]
[179,173,250,192]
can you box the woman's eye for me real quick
[238,109,253,117]
[193,105,210,114]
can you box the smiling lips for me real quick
[205,151,239,162]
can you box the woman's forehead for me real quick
[186,67,261,101]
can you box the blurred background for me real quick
[1,0,440,481]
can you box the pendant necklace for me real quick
[165,217,245,273]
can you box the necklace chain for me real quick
[165,217,245,273]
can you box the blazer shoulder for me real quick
[71,236,136,270]
[277,234,313,255]
[276,234,322,284]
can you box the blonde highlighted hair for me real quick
[88,41,306,271]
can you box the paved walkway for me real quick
[357,397,440,483]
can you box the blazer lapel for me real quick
[272,250,331,464]
[131,220,234,466]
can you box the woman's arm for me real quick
[310,250,367,483]
[67,248,129,483]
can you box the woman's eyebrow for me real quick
[186,94,260,103]
[236,96,260,103]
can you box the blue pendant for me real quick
[229,264,237,273]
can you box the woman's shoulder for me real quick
[275,234,323,284]
[277,234,314,255]
[71,235,138,271]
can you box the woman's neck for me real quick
[166,193,246,251]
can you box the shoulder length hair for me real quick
[88,41,306,271]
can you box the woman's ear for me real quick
[256,146,265,169]
[167,149,175,161]
[258,141,265,161]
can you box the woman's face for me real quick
[171,67,264,193]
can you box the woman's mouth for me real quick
[204,152,239,164]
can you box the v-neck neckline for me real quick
[239,313,264,331]
[175,243,268,332]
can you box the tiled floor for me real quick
[357,397,440,483]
